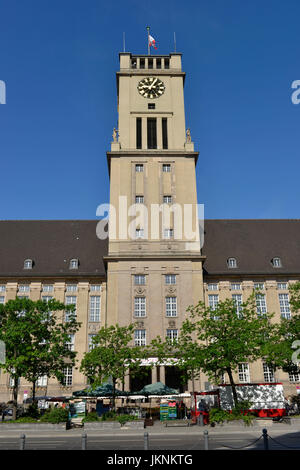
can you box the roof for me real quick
[0,220,107,278]
[202,219,300,276]
[0,219,299,279]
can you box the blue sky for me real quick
[0,0,299,220]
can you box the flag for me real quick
[149,35,158,50]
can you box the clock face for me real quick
[137,77,165,99]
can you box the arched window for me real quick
[227,257,237,269]
[24,259,33,270]
[272,257,282,268]
[69,259,79,270]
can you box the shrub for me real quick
[83,412,99,423]
[209,408,230,424]
[25,403,40,419]
[40,407,69,423]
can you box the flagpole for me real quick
[146,26,150,55]
[174,32,177,53]
[123,32,126,53]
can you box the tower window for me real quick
[147,118,157,149]
[135,164,144,172]
[162,164,171,173]
[136,117,142,149]
[140,58,145,69]
[148,103,155,110]
[131,59,137,69]
[156,58,161,69]
[164,58,170,69]
[148,58,153,69]
[163,195,172,204]
[162,118,168,149]
[135,195,144,204]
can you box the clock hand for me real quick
[149,78,158,90]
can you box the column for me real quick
[157,117,162,150]
[151,366,157,384]
[142,117,147,149]
[160,366,165,384]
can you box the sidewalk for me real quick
[0,419,299,437]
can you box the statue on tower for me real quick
[112,128,118,143]
[186,128,191,143]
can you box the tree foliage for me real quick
[0,298,81,418]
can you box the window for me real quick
[238,363,250,383]
[134,329,146,346]
[134,297,146,317]
[9,373,20,388]
[162,118,168,149]
[89,296,101,322]
[227,258,237,268]
[147,118,157,149]
[166,297,177,317]
[163,195,172,204]
[62,367,73,386]
[0,285,6,292]
[66,284,77,292]
[140,58,145,69]
[162,164,171,173]
[90,284,101,292]
[254,282,265,290]
[19,284,30,293]
[272,257,282,268]
[256,293,267,317]
[135,195,144,204]
[165,274,176,285]
[263,363,275,382]
[231,283,241,290]
[134,275,146,285]
[69,259,79,270]
[136,118,142,149]
[156,58,161,69]
[277,282,288,290]
[164,58,170,69]
[232,294,243,318]
[135,164,144,172]
[166,329,178,342]
[37,375,48,387]
[131,58,137,69]
[43,284,53,293]
[65,296,77,321]
[289,369,300,383]
[148,103,155,110]
[88,334,97,352]
[207,283,219,291]
[164,229,173,239]
[208,294,219,319]
[279,293,291,319]
[24,259,33,269]
[42,296,53,317]
[65,334,75,351]
[0,297,4,304]
[135,228,144,239]
[148,58,153,69]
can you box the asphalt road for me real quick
[0,430,299,450]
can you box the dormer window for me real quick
[272,257,282,268]
[69,259,79,270]
[24,259,33,270]
[227,258,237,269]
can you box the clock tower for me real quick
[105,52,204,391]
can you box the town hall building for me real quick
[0,51,299,402]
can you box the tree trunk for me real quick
[32,380,36,402]
[12,377,19,420]
[226,368,238,407]
[112,378,116,412]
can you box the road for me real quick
[0,428,299,450]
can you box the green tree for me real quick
[262,282,300,376]
[80,324,148,409]
[171,294,275,406]
[0,298,81,419]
